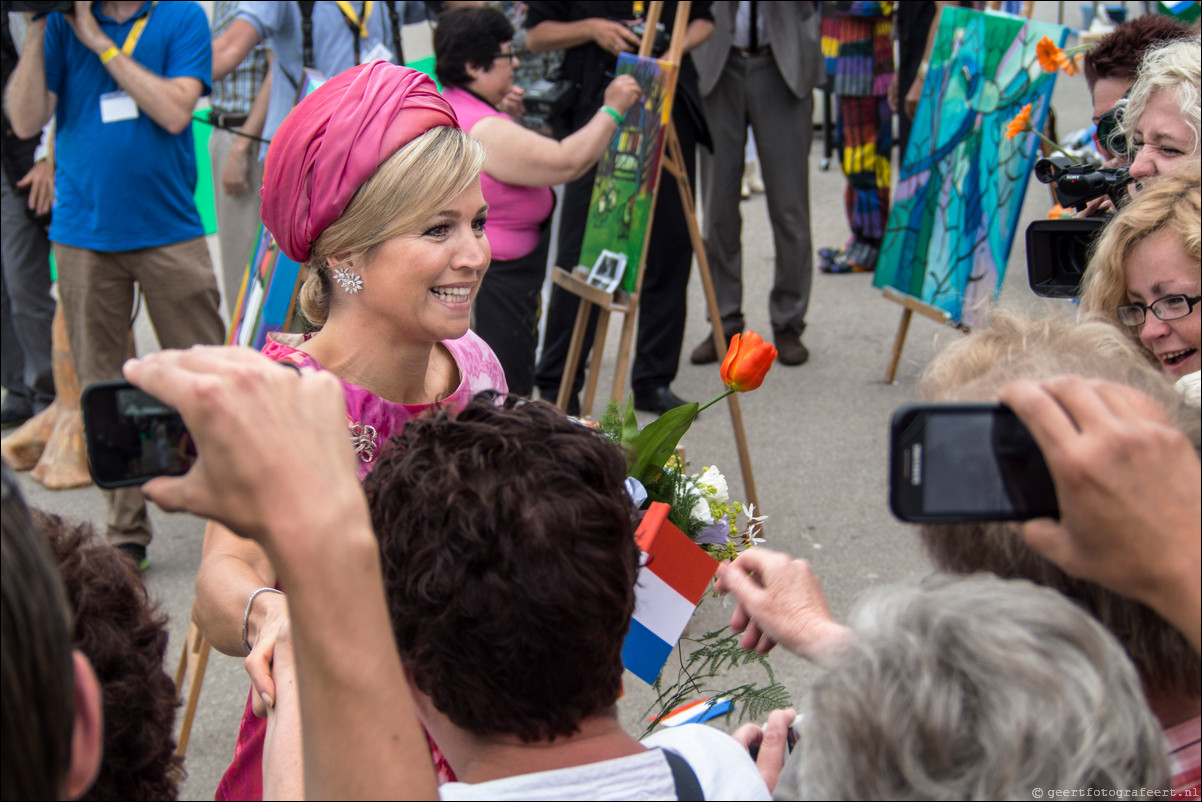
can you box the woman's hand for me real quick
[732,707,797,794]
[247,590,290,716]
[602,74,643,116]
[715,548,852,662]
[262,617,306,799]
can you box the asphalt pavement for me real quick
[5,7,1093,796]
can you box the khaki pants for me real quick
[54,238,224,547]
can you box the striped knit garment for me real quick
[821,3,895,268]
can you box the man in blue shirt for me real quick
[5,0,224,568]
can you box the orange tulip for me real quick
[1005,103,1032,140]
[720,331,777,392]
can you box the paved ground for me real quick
[6,7,1092,797]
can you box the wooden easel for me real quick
[881,287,969,384]
[550,1,758,506]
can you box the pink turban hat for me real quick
[261,62,460,263]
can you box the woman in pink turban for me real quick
[191,61,507,801]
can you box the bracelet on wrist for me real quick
[241,587,284,655]
[99,45,120,65]
[600,105,624,126]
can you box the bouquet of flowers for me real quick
[594,331,793,731]
[597,330,776,560]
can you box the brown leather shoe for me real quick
[774,329,809,366]
[690,331,735,365]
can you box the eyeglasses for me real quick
[491,51,517,62]
[1115,294,1202,326]
[1094,105,1129,159]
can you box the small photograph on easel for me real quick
[587,249,626,293]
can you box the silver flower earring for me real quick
[331,262,363,294]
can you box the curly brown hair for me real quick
[32,509,183,801]
[365,394,639,742]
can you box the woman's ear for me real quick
[64,651,103,800]
[464,61,488,81]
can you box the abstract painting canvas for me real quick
[874,8,1069,326]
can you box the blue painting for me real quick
[874,8,1069,326]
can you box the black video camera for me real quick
[1026,157,1134,298]
[1034,156,1133,210]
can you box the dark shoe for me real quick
[689,330,737,365]
[1,396,33,429]
[820,253,872,274]
[115,542,149,572]
[774,329,809,366]
[633,386,690,415]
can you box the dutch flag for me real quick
[622,503,720,685]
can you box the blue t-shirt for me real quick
[44,1,211,251]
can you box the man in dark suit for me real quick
[690,1,823,366]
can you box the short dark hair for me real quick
[366,395,639,742]
[1,462,75,801]
[1082,13,1191,91]
[433,6,515,88]
[34,510,183,801]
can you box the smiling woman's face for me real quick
[1124,229,1201,378]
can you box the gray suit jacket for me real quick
[692,1,824,99]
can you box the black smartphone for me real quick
[81,380,195,489]
[889,403,1059,523]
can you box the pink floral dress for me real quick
[215,330,507,801]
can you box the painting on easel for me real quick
[578,52,679,293]
[873,7,1068,327]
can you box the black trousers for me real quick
[535,108,698,398]
[472,223,552,398]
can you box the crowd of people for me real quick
[1,1,1200,800]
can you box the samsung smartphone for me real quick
[889,403,1059,523]
[81,380,195,489]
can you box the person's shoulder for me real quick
[642,724,772,801]
[445,331,508,393]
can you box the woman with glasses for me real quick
[432,6,642,397]
[1080,168,1200,397]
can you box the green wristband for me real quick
[601,105,624,126]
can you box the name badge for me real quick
[100,90,139,123]
[362,40,394,63]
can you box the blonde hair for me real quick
[916,309,1201,701]
[298,126,487,327]
[1119,36,1201,158]
[1077,168,1201,362]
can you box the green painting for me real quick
[578,52,678,293]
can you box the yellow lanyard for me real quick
[120,1,157,57]
[335,1,374,38]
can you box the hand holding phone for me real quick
[889,403,1059,523]
[81,380,195,489]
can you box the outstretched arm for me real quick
[126,346,437,800]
